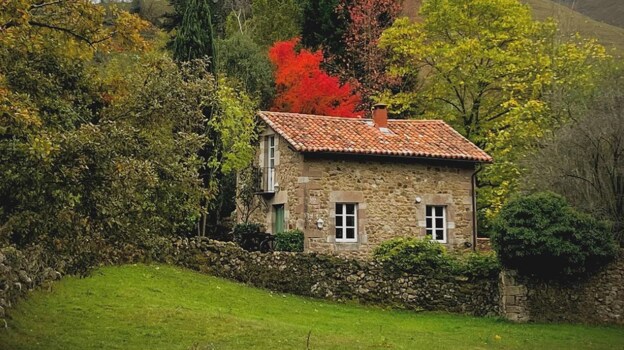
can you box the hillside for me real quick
[556,0,624,29]
[401,0,624,54]
[525,0,624,53]
[2,264,624,349]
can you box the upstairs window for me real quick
[336,203,357,242]
[426,205,447,243]
[265,135,275,191]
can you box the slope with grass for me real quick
[524,0,624,52]
[1,264,623,350]
[556,0,624,29]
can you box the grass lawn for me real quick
[1,264,623,350]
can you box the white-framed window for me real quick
[265,135,275,192]
[426,205,447,243]
[335,203,357,242]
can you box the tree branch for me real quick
[30,0,64,10]
[28,20,115,47]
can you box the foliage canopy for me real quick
[491,192,618,278]
[268,38,361,117]
[379,0,610,223]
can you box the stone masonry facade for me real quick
[243,126,477,258]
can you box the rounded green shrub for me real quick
[373,237,450,274]
[451,252,501,279]
[491,192,618,278]
[274,229,304,252]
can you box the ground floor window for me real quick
[335,203,357,242]
[426,205,447,243]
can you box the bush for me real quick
[232,222,266,251]
[274,230,304,252]
[373,237,451,275]
[451,252,501,279]
[491,192,618,278]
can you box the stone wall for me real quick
[170,238,500,316]
[499,251,624,325]
[0,246,62,327]
[477,238,492,252]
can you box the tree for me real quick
[249,0,302,47]
[339,0,402,108]
[171,0,217,67]
[217,32,275,108]
[300,0,349,60]
[268,38,361,117]
[1,2,256,250]
[379,0,609,224]
[1,0,149,51]
[525,63,624,243]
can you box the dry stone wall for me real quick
[499,251,624,325]
[170,238,500,316]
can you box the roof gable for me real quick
[258,111,492,163]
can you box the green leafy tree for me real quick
[300,0,349,59]
[217,32,275,107]
[1,1,256,250]
[248,0,302,47]
[379,0,610,225]
[171,0,217,67]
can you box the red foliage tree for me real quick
[338,0,403,109]
[268,38,361,118]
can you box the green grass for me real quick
[1,265,623,349]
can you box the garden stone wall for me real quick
[0,246,62,328]
[499,251,624,325]
[168,238,500,316]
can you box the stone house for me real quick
[238,104,492,258]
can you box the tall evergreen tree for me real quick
[172,0,217,70]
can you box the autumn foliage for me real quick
[268,38,361,117]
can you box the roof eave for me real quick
[300,150,492,164]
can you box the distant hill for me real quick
[556,0,624,29]
[401,0,624,54]
[524,0,624,53]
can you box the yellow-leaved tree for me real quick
[379,0,610,231]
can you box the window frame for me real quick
[265,135,275,192]
[425,205,447,243]
[335,203,358,243]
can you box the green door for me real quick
[273,204,285,233]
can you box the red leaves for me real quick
[268,38,362,118]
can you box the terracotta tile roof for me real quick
[258,111,492,163]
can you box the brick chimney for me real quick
[372,103,388,128]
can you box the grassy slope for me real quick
[555,0,624,28]
[523,0,624,52]
[401,0,624,54]
[0,265,623,350]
